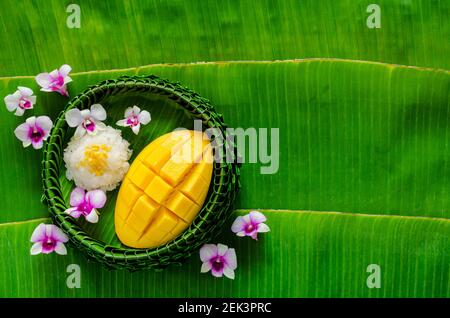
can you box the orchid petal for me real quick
[17,86,33,96]
[223,248,237,269]
[41,246,55,254]
[35,116,53,136]
[236,231,246,237]
[30,223,46,242]
[59,64,72,77]
[249,211,267,223]
[257,223,270,233]
[124,107,134,117]
[49,69,59,78]
[85,210,99,223]
[50,225,69,243]
[222,265,235,279]
[35,73,51,88]
[59,87,69,97]
[86,190,106,208]
[78,109,89,119]
[30,242,43,255]
[200,244,218,262]
[66,207,82,218]
[14,122,31,142]
[14,107,25,116]
[4,93,19,103]
[29,95,37,104]
[211,268,223,277]
[138,110,151,125]
[116,119,128,127]
[131,124,141,135]
[54,242,67,255]
[90,104,107,121]
[217,243,228,256]
[31,140,44,149]
[70,187,85,206]
[4,97,19,111]
[64,207,79,216]
[132,105,141,114]
[96,122,107,131]
[74,126,86,138]
[241,215,251,226]
[200,262,212,273]
[25,116,36,126]
[231,216,246,233]
[65,109,83,127]
[22,140,32,148]
[12,90,22,99]
[70,210,82,218]
[64,76,73,84]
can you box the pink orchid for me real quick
[14,116,53,149]
[4,86,36,116]
[116,106,151,135]
[65,104,107,137]
[200,243,237,279]
[35,64,72,96]
[231,211,270,240]
[64,187,106,223]
[30,223,69,255]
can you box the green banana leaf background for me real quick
[0,0,449,297]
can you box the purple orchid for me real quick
[4,86,36,116]
[231,211,270,240]
[30,223,69,255]
[116,105,151,135]
[35,64,72,96]
[200,243,237,279]
[64,187,106,223]
[14,116,53,149]
[65,104,107,137]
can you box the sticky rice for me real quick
[64,126,132,191]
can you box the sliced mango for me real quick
[115,130,213,248]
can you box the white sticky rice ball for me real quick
[64,126,132,191]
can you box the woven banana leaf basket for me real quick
[41,75,240,271]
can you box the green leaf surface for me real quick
[0,0,449,298]
[1,0,449,76]
[0,210,448,297]
[1,60,449,224]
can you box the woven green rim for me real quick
[41,75,240,271]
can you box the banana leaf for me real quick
[0,0,449,298]
[0,210,448,297]
[0,60,449,297]
[0,0,449,76]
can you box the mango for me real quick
[115,130,213,248]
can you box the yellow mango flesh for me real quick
[115,130,213,248]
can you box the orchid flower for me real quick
[4,86,36,116]
[231,211,270,240]
[200,243,237,279]
[65,104,107,137]
[14,116,53,149]
[116,106,151,135]
[30,223,69,255]
[64,187,106,223]
[35,64,72,96]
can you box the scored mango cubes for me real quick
[114,130,213,248]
